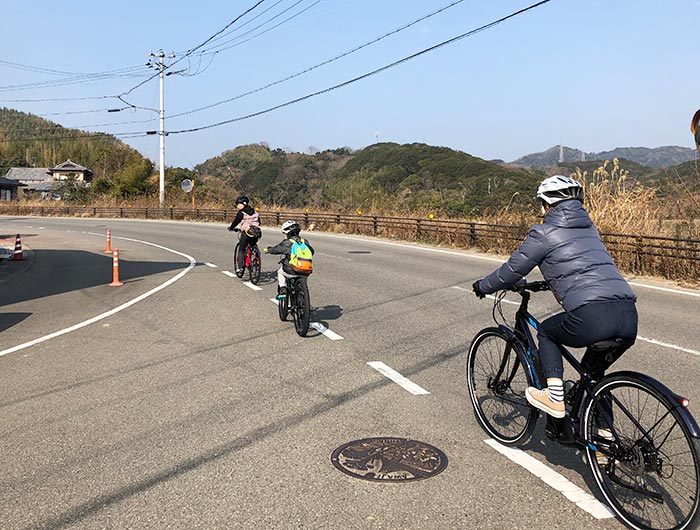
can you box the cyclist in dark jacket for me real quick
[228,196,261,273]
[264,220,314,299]
[473,175,638,418]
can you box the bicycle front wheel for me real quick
[583,373,700,530]
[233,243,244,278]
[292,277,310,337]
[249,246,261,285]
[466,327,538,445]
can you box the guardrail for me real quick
[2,204,699,282]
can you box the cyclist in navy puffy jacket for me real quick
[472,176,638,419]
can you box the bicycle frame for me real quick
[495,285,700,448]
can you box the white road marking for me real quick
[268,300,343,340]
[367,361,430,395]
[313,233,700,299]
[638,336,700,356]
[630,281,700,299]
[452,285,519,306]
[484,439,613,520]
[0,236,197,358]
[204,262,218,268]
[310,322,343,340]
[243,281,263,291]
[222,271,236,278]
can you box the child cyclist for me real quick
[264,220,314,299]
[227,195,261,274]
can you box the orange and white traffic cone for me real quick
[104,229,112,253]
[11,233,24,261]
[109,249,124,286]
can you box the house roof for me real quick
[0,176,27,187]
[4,167,51,183]
[49,159,88,172]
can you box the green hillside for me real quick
[196,142,542,215]
[0,108,153,196]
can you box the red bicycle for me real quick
[233,232,261,285]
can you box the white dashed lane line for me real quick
[204,262,218,268]
[484,439,613,520]
[242,281,262,291]
[268,299,344,340]
[222,271,236,278]
[367,361,430,395]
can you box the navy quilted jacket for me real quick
[478,200,636,311]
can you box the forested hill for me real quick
[0,108,153,195]
[195,142,543,215]
[512,145,695,169]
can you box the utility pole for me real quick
[149,50,176,208]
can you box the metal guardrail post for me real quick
[469,223,476,245]
[170,207,174,220]
[417,218,422,238]
[120,208,123,218]
[372,216,378,234]
[304,211,309,227]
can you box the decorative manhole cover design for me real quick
[331,437,448,482]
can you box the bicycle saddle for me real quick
[587,337,635,352]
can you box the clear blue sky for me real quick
[2,0,698,169]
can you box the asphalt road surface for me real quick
[1,216,699,530]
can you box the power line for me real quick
[167,0,466,120]
[169,0,553,135]
[118,0,268,97]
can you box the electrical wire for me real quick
[168,0,552,135]
[118,0,268,97]
[167,0,466,120]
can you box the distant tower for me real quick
[375,131,379,144]
[581,152,586,162]
[559,145,565,163]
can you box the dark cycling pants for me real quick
[237,232,259,270]
[538,300,638,380]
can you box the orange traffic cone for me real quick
[104,229,112,253]
[11,234,24,261]
[109,249,123,286]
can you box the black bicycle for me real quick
[277,275,311,337]
[467,280,700,530]
[233,233,261,285]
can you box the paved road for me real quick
[1,216,698,530]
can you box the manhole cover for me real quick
[331,437,448,482]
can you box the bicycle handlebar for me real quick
[508,279,550,293]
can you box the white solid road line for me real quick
[0,235,197,358]
[629,281,700,298]
[484,439,613,520]
[367,361,430,395]
[638,336,700,356]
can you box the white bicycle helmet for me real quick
[281,220,301,235]
[536,175,584,205]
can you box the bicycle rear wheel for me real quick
[292,277,310,337]
[466,327,538,445]
[249,246,261,285]
[583,373,700,530]
[233,243,244,278]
